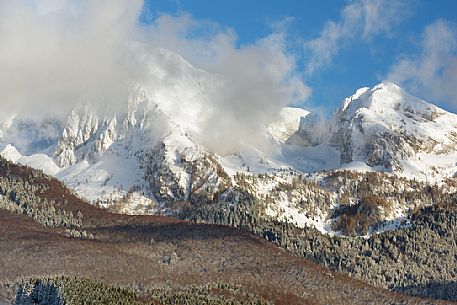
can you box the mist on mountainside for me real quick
[0,0,309,155]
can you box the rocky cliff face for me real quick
[54,86,161,168]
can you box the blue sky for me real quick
[143,0,457,113]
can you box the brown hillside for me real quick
[0,159,450,304]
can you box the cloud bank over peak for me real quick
[0,1,310,154]
[138,14,311,153]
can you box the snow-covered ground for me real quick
[1,144,60,175]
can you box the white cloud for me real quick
[304,0,410,75]
[139,14,311,153]
[0,1,310,154]
[0,0,144,118]
[199,33,311,153]
[386,20,457,107]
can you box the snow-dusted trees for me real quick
[14,276,273,305]
[0,156,84,230]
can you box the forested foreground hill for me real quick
[0,157,449,304]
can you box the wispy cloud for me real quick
[304,0,410,75]
[386,20,457,107]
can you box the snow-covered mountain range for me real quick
[1,49,456,235]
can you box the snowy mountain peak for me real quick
[341,82,445,122]
[326,82,457,179]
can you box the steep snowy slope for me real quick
[267,107,309,144]
[325,82,457,181]
[52,91,301,213]
[0,145,22,163]
[52,86,176,212]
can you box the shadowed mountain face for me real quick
[0,158,448,305]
